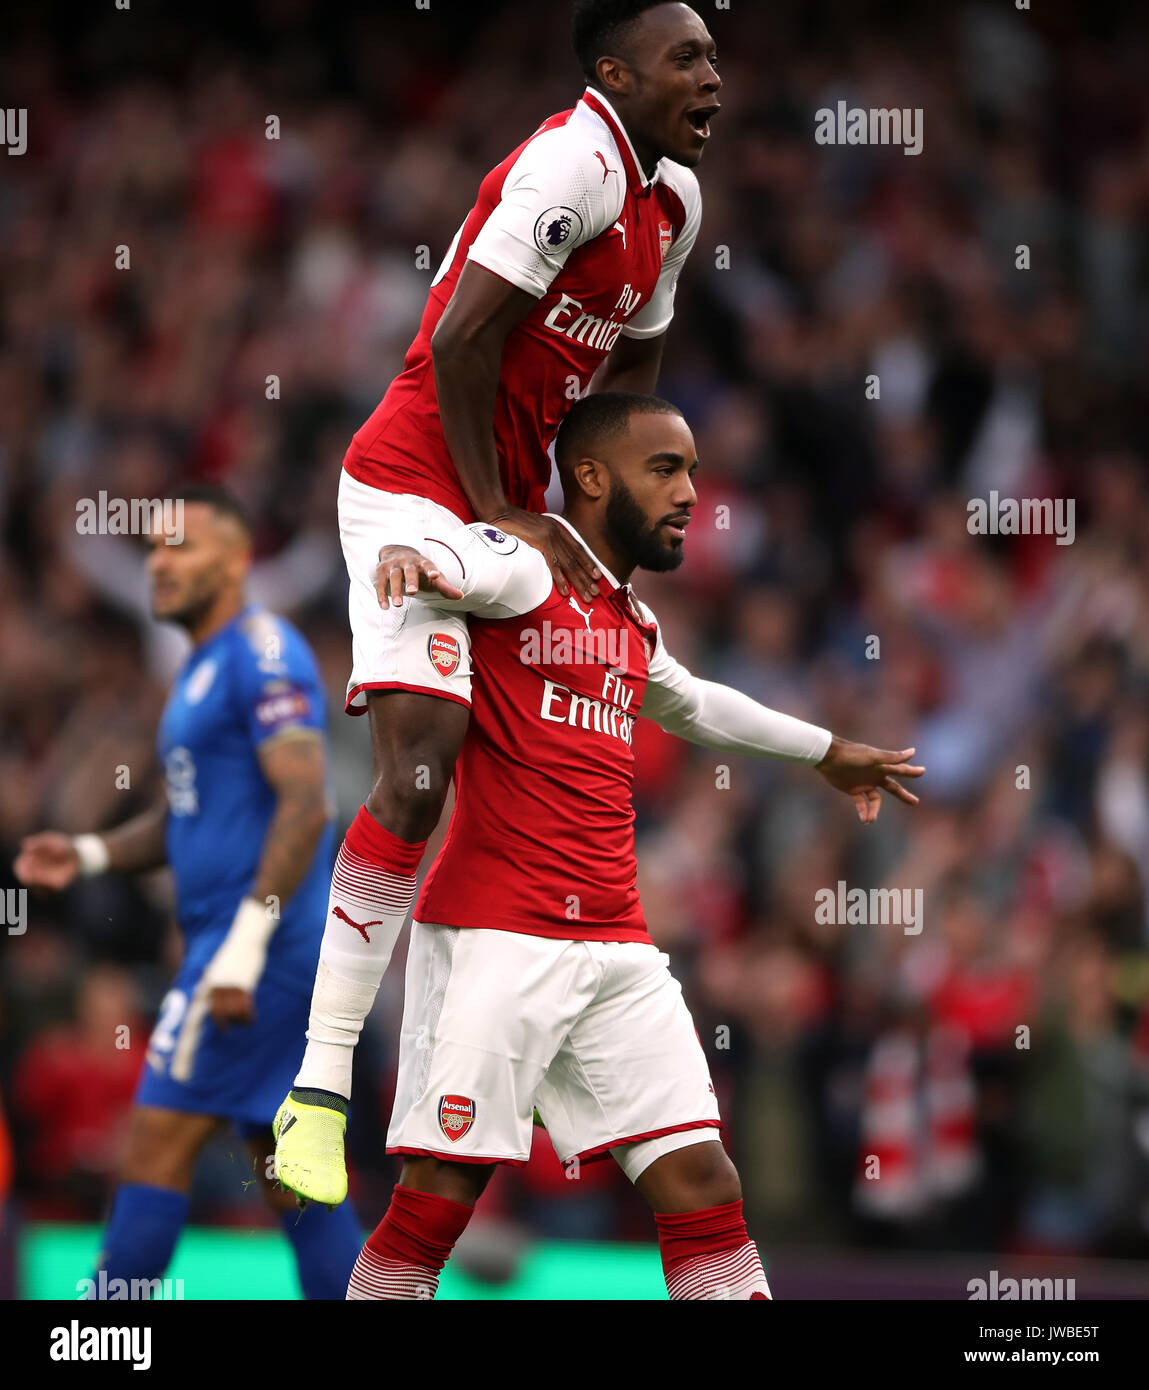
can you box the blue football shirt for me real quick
[156,605,335,996]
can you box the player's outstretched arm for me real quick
[14,798,168,891]
[814,738,924,825]
[641,639,923,822]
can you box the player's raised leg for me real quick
[275,480,474,1206]
[275,691,469,1207]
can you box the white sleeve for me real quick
[639,605,832,764]
[466,127,620,298]
[620,165,701,340]
[420,523,553,618]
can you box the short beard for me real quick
[604,476,684,573]
[152,587,215,632]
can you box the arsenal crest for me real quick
[658,220,673,260]
[439,1094,475,1142]
[428,633,461,677]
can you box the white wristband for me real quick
[202,896,278,992]
[73,834,111,876]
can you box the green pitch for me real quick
[21,1223,666,1300]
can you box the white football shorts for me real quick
[387,922,722,1180]
[339,469,472,712]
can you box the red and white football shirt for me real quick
[343,89,702,520]
[412,518,831,943]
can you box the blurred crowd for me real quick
[3,0,1149,1262]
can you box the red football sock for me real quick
[346,1185,474,1300]
[655,1199,772,1300]
[318,805,426,984]
[338,805,426,928]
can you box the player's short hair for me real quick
[572,0,678,84]
[554,390,683,475]
[175,483,253,542]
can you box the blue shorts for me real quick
[137,961,311,1131]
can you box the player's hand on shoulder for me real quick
[13,831,80,892]
[375,544,464,609]
[815,738,925,824]
[208,985,255,1029]
[487,507,599,602]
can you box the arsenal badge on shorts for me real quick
[428,632,461,677]
[439,1094,475,1142]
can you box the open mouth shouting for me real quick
[684,103,720,141]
